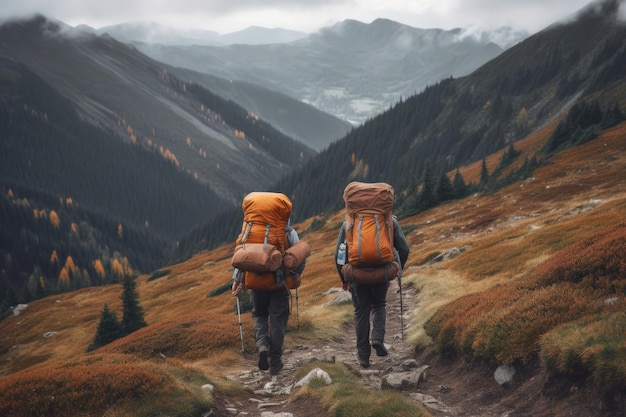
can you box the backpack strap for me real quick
[240,221,253,245]
[263,223,271,250]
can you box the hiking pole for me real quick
[295,288,300,329]
[236,294,245,355]
[398,276,404,341]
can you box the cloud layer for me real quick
[0,0,595,35]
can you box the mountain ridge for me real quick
[135,18,521,124]
[89,21,308,46]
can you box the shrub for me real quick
[540,309,626,393]
[147,269,171,282]
[0,362,162,416]
[99,312,255,360]
[425,223,626,364]
[208,281,232,297]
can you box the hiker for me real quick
[335,182,409,368]
[231,192,308,375]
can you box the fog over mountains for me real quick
[98,19,528,124]
[78,21,309,46]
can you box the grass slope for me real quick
[0,122,625,416]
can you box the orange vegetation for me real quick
[0,122,624,415]
[425,223,626,364]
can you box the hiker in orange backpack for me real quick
[231,192,308,375]
[335,182,409,369]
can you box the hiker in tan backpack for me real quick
[335,182,409,368]
[231,192,308,375]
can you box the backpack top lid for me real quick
[242,192,292,225]
[343,182,394,215]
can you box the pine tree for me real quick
[480,158,490,187]
[121,275,147,335]
[437,171,455,202]
[88,304,122,351]
[453,170,468,198]
[419,163,438,210]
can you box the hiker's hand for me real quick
[232,280,242,296]
[342,281,351,291]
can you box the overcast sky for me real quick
[0,0,597,35]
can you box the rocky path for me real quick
[215,280,456,417]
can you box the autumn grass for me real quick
[0,123,625,415]
[540,308,626,392]
[99,312,256,360]
[424,222,626,385]
[291,362,430,417]
[0,353,214,417]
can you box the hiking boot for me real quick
[358,357,370,368]
[269,360,284,375]
[258,351,269,370]
[372,340,388,357]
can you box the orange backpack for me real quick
[342,182,399,284]
[232,192,300,291]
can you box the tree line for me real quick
[173,96,623,261]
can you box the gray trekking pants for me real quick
[251,287,290,366]
[350,281,388,360]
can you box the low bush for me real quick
[98,312,255,360]
[540,309,626,393]
[0,355,214,416]
[147,269,171,282]
[0,363,158,415]
[425,222,626,369]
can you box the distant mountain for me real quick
[0,15,322,205]
[166,67,352,151]
[0,15,324,305]
[84,21,307,46]
[175,0,626,257]
[220,26,308,45]
[65,21,353,150]
[135,18,525,124]
[278,0,626,221]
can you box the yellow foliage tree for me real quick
[59,267,70,286]
[50,250,59,264]
[49,210,60,228]
[112,259,124,277]
[93,259,106,278]
[117,224,123,239]
[121,257,133,276]
[64,256,76,271]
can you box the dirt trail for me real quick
[214,280,604,417]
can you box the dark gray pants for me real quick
[350,282,388,360]
[251,287,290,366]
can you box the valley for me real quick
[1,1,626,415]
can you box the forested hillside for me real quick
[174,0,626,259]
[0,15,316,204]
[0,15,325,313]
[0,62,223,312]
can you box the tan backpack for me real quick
[341,182,399,284]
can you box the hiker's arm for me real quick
[335,223,346,290]
[231,268,243,296]
[393,217,410,268]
